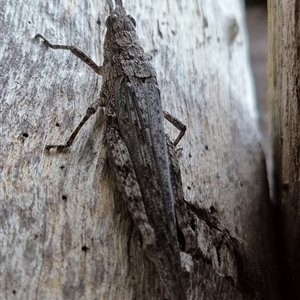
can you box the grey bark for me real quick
[1,0,278,299]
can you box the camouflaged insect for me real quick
[36,1,195,299]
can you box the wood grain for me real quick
[268,0,300,298]
[1,0,278,298]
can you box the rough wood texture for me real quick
[268,0,300,298]
[1,0,278,299]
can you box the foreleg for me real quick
[35,34,102,74]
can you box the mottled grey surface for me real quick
[1,0,278,299]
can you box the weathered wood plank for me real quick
[1,0,278,298]
[268,0,300,298]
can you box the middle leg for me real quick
[163,110,186,146]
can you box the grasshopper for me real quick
[36,1,195,299]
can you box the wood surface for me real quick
[1,0,278,298]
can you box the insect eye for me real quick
[105,15,118,28]
[105,16,112,27]
[127,14,136,27]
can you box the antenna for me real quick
[115,0,123,7]
[106,0,114,13]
